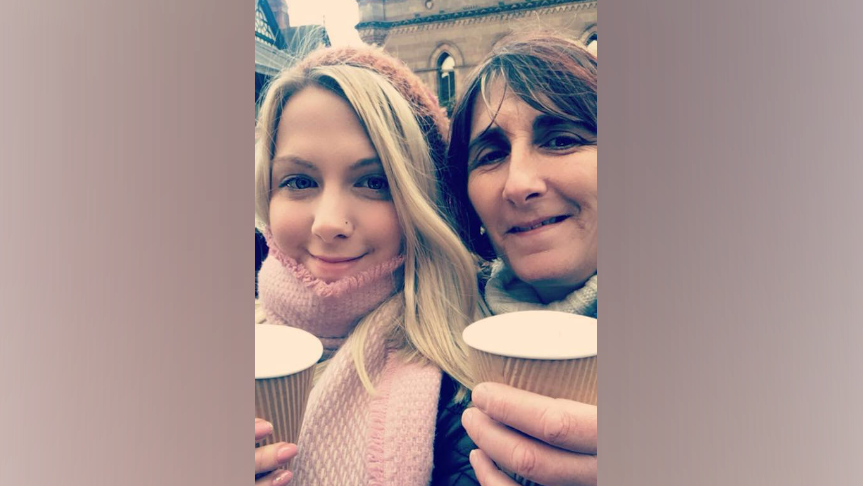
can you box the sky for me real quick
[286,0,363,46]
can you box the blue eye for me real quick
[358,175,390,192]
[280,176,317,190]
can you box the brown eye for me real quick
[472,149,508,168]
[542,134,584,150]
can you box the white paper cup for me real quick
[255,324,323,452]
[463,311,597,486]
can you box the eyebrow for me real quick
[468,127,507,156]
[468,115,596,153]
[271,155,382,171]
[349,157,383,170]
[533,114,594,133]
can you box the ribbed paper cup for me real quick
[255,324,323,457]
[463,311,597,486]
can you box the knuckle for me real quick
[255,445,276,473]
[540,400,573,444]
[510,440,538,477]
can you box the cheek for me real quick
[468,173,508,257]
[363,204,403,255]
[467,172,498,225]
[568,153,597,204]
[268,200,309,254]
[557,157,597,213]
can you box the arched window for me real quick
[437,53,456,115]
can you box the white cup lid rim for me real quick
[463,310,597,360]
[255,324,324,379]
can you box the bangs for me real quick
[482,51,596,134]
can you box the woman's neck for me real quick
[534,283,580,304]
[530,273,595,304]
[484,261,597,317]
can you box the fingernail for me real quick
[255,420,273,436]
[472,383,488,409]
[469,449,478,465]
[277,444,295,463]
[273,470,293,486]
[461,407,474,427]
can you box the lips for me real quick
[508,215,570,234]
[312,254,365,263]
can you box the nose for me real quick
[501,144,547,206]
[311,190,354,242]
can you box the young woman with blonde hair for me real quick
[253,45,481,486]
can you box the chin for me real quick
[506,254,595,291]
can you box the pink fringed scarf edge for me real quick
[262,228,405,298]
[366,354,397,486]
[366,353,442,486]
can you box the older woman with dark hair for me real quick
[441,32,598,486]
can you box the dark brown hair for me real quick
[441,32,597,260]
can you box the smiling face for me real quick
[467,79,597,302]
[268,85,402,283]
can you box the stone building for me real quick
[255,0,330,107]
[356,0,596,114]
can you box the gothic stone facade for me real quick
[356,0,596,111]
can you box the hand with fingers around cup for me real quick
[255,418,298,486]
[462,382,597,486]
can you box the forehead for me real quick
[469,78,544,140]
[273,85,377,166]
[277,86,360,142]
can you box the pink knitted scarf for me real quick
[258,230,406,359]
[258,233,443,486]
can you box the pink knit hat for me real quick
[294,44,451,172]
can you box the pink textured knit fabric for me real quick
[257,236,443,486]
[367,352,442,485]
[259,229,404,358]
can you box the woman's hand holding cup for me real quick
[462,383,597,486]
[254,325,322,485]
[462,311,597,485]
[255,418,297,486]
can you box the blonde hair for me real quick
[255,62,479,400]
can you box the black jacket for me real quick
[431,374,480,486]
